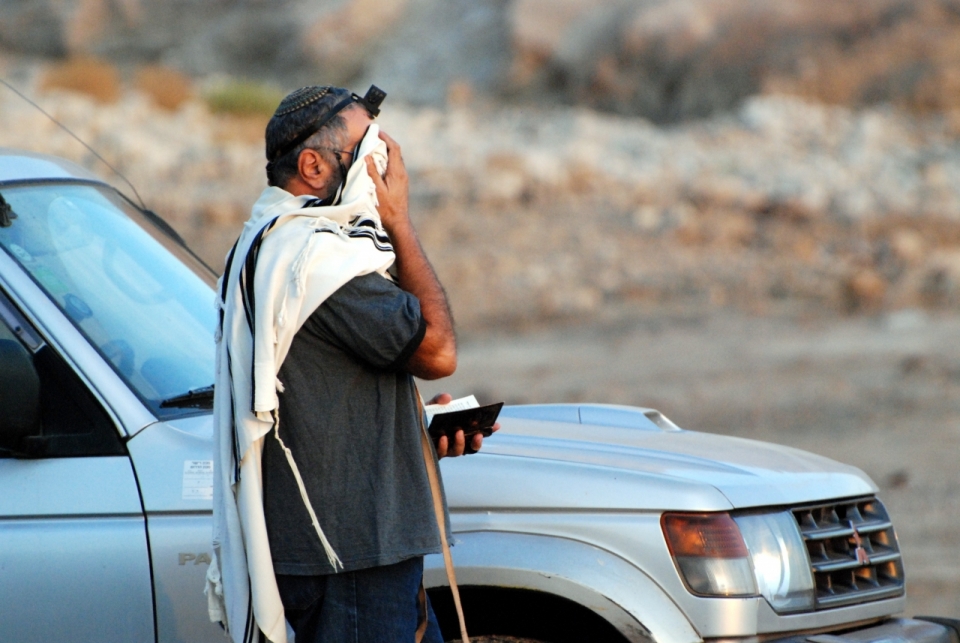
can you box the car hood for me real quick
[163,404,876,513]
[440,404,876,512]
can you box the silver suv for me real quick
[0,148,956,643]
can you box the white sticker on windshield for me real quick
[182,460,213,500]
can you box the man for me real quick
[207,85,485,643]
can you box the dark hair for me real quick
[264,86,353,190]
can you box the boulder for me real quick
[505,0,960,121]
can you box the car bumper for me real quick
[774,618,960,643]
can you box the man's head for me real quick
[265,86,374,199]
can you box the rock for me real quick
[40,56,121,103]
[921,250,960,305]
[506,0,960,121]
[135,65,192,111]
[844,269,888,311]
[508,0,625,86]
[885,309,928,332]
[298,0,409,81]
[446,80,474,107]
[711,212,756,248]
[201,202,243,227]
[632,205,663,232]
[885,469,910,489]
[890,228,927,265]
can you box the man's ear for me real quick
[297,148,329,191]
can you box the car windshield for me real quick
[0,182,217,419]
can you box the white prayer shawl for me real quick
[205,125,396,643]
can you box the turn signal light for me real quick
[662,512,757,597]
[662,513,750,558]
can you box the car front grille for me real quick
[793,497,904,610]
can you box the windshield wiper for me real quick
[160,384,214,409]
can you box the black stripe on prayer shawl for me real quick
[346,216,393,250]
[227,352,242,484]
[300,202,394,250]
[219,239,240,335]
[312,225,394,253]
[240,216,282,334]
[351,216,377,228]
[242,577,255,643]
[349,215,393,247]
[216,241,244,483]
[239,217,281,411]
[345,228,393,251]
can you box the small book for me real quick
[424,395,503,440]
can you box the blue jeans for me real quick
[275,556,444,643]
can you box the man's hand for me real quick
[365,130,409,233]
[427,393,500,458]
[366,131,457,381]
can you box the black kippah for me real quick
[266,85,386,167]
[274,86,332,117]
[268,93,356,163]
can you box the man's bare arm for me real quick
[365,132,456,380]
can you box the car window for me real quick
[0,290,123,458]
[0,318,14,343]
[0,183,216,419]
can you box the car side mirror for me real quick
[0,338,41,454]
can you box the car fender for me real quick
[423,530,701,643]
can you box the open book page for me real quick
[424,395,479,425]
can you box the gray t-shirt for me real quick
[261,272,445,575]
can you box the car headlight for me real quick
[662,513,758,597]
[734,512,814,613]
[663,511,814,612]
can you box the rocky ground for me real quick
[4,58,960,331]
[2,51,960,618]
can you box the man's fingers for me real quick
[377,131,407,178]
[437,429,487,458]
[378,130,400,154]
[364,156,385,188]
[451,429,466,456]
[427,392,453,406]
[435,431,465,458]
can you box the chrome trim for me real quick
[815,586,905,609]
[0,289,43,351]
[793,497,904,610]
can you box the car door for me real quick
[127,414,225,643]
[0,175,224,642]
[0,291,155,643]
